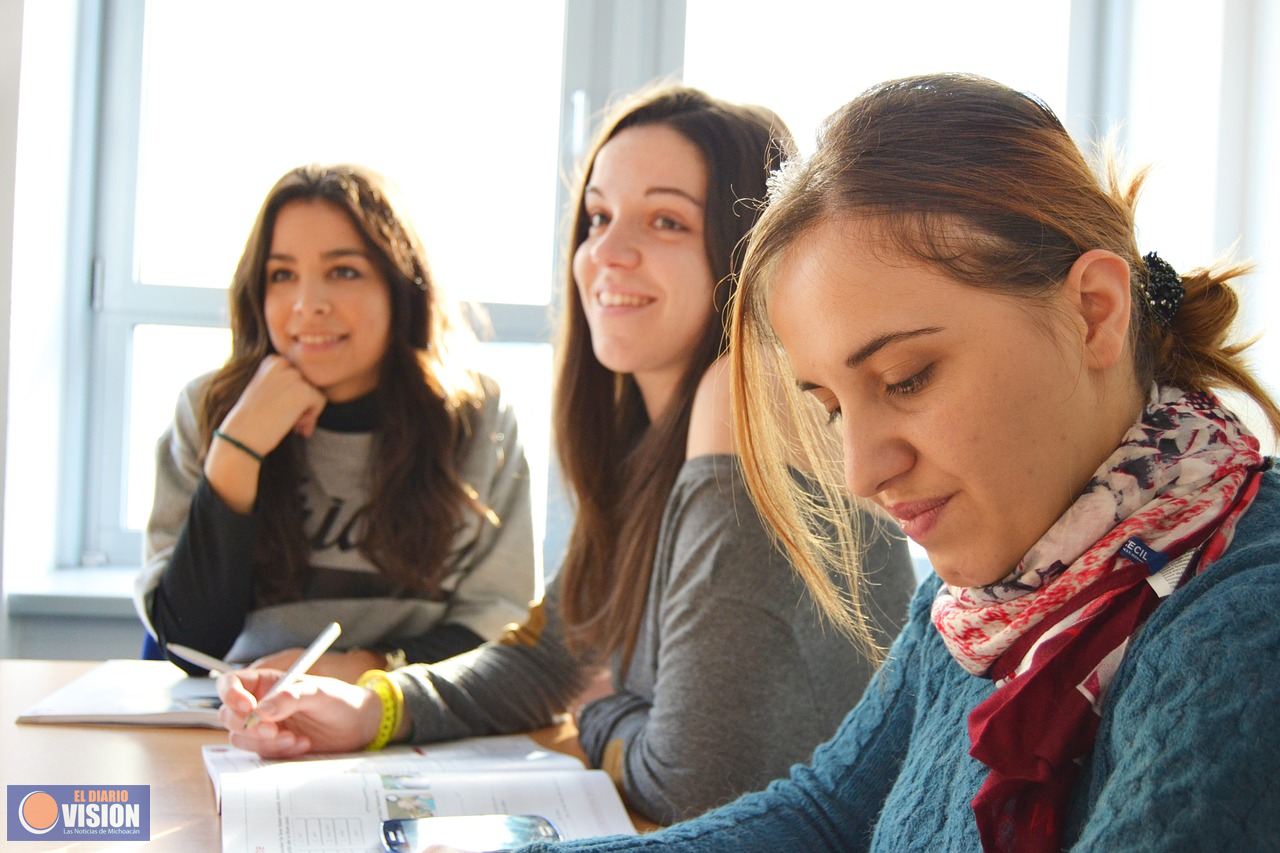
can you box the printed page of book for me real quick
[16,660,221,728]
[220,767,635,853]
[204,734,585,810]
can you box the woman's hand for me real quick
[222,354,328,447]
[203,355,327,512]
[216,668,383,758]
[249,648,387,684]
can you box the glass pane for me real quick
[133,1,564,304]
[683,0,1071,155]
[125,324,233,529]
[124,329,554,569]
[1127,0,1224,274]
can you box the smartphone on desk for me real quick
[381,814,561,852]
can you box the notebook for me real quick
[16,659,221,728]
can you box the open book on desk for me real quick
[16,659,221,728]
[210,735,636,852]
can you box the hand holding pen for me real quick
[214,622,397,758]
[242,621,342,728]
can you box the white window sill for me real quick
[6,567,140,619]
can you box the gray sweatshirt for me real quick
[391,454,916,824]
[135,372,537,667]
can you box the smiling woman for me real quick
[573,123,715,418]
[262,201,394,405]
[134,164,537,684]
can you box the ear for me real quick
[1063,249,1132,371]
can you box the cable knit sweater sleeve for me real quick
[1068,535,1280,850]
[517,580,936,853]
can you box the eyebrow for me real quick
[584,186,704,207]
[266,249,369,262]
[797,326,944,391]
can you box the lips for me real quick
[884,495,953,543]
[292,332,347,351]
[594,289,655,309]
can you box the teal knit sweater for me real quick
[528,466,1280,852]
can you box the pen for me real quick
[166,642,235,674]
[243,621,342,729]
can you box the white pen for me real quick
[243,621,342,729]
[166,642,235,674]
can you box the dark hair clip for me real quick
[1143,251,1183,328]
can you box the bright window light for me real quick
[683,0,1071,154]
[133,1,565,304]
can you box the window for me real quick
[86,0,567,567]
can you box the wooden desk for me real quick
[2,659,645,850]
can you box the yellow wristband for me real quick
[356,669,404,751]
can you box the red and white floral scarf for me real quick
[930,386,1268,852]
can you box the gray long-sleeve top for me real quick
[391,454,917,824]
[135,372,537,670]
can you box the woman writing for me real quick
[517,74,1280,850]
[216,87,916,825]
[137,165,536,683]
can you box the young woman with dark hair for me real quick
[510,73,1280,851]
[214,87,916,825]
[137,164,536,684]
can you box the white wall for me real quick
[0,0,27,657]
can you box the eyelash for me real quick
[823,364,935,425]
[886,364,934,398]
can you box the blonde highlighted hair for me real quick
[730,73,1279,640]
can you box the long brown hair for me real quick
[731,72,1280,639]
[555,86,792,668]
[199,164,486,603]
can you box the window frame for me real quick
[76,0,688,570]
[60,0,1279,574]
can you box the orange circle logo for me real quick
[18,790,59,834]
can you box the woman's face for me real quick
[769,218,1112,588]
[263,200,392,402]
[572,123,716,419]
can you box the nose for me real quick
[841,410,914,499]
[292,275,331,316]
[587,219,641,269]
